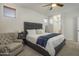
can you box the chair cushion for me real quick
[7,43,22,52]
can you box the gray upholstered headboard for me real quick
[24,22,42,31]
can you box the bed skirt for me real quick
[26,39,66,56]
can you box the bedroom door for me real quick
[77,17,79,42]
[74,17,79,42]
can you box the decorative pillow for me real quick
[36,29,45,34]
[9,33,18,40]
[27,29,36,35]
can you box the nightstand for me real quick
[18,32,27,44]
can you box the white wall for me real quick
[62,9,79,41]
[0,3,46,33]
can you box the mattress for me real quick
[26,33,64,55]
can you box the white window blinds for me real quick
[4,6,16,18]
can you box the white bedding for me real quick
[26,33,64,56]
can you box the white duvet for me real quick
[26,33,64,56]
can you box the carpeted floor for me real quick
[18,40,79,56]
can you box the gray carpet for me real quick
[18,45,42,56]
[18,40,79,56]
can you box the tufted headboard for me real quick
[24,22,42,31]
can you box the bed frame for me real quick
[24,22,66,56]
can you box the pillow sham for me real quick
[27,29,36,35]
[36,29,45,34]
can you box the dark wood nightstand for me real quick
[18,32,27,44]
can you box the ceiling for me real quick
[17,3,79,16]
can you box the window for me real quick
[43,18,48,23]
[3,6,16,18]
[52,14,62,33]
[49,19,53,24]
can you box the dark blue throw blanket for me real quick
[36,33,61,47]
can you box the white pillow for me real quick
[27,29,36,35]
[36,29,45,34]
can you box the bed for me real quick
[24,22,66,56]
